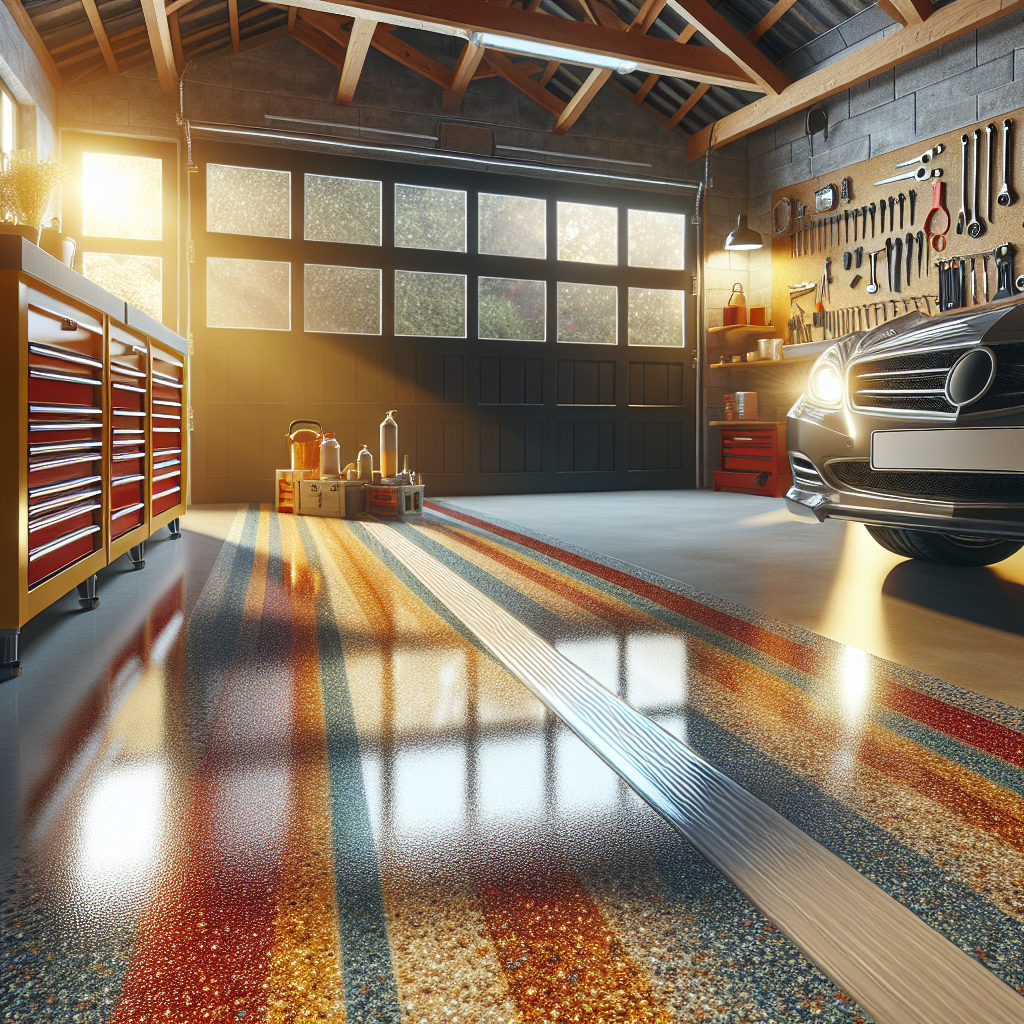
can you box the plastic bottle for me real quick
[319,432,341,479]
[380,409,398,479]
[357,444,373,481]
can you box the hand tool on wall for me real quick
[982,252,990,300]
[879,196,886,234]
[992,243,1017,299]
[829,215,835,248]
[905,232,913,286]
[957,133,969,234]
[885,238,894,290]
[897,193,906,229]
[997,119,1016,207]
[855,246,863,268]
[924,179,950,252]
[850,274,862,288]
[893,237,903,292]
[916,230,925,278]
[844,208,850,243]
[872,166,942,186]
[895,144,945,168]
[867,249,880,294]
[843,250,852,271]
[970,256,977,305]
[824,256,832,303]
[869,202,876,237]
[909,188,917,226]
[967,129,985,237]
[888,196,895,234]
[984,123,995,223]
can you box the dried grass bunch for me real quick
[0,151,72,227]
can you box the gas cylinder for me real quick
[380,409,398,479]
[357,444,373,481]
[319,432,341,479]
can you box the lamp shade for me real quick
[724,215,763,251]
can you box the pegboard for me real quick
[770,105,1024,344]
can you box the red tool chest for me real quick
[711,421,792,497]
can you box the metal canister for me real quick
[286,419,323,473]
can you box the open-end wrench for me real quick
[897,192,906,229]
[967,128,985,237]
[957,133,969,234]
[869,202,876,237]
[997,119,1016,207]
[872,165,942,186]
[867,249,880,294]
[984,122,995,223]
[895,144,945,168]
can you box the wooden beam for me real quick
[664,0,789,93]
[443,39,484,110]
[140,0,177,95]
[633,72,657,104]
[1,0,63,91]
[292,18,347,66]
[169,11,184,71]
[337,16,376,103]
[484,48,565,116]
[635,0,669,32]
[665,80,707,130]
[286,0,760,89]
[687,0,1024,160]
[745,0,800,41]
[228,0,240,50]
[884,0,933,25]
[80,0,118,76]
[288,5,297,31]
[554,66,609,133]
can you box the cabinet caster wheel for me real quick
[76,574,99,611]
[168,517,181,540]
[129,542,145,570]
[0,663,21,683]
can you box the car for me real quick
[785,294,1024,566]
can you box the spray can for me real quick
[380,409,398,479]
[319,432,342,479]
[357,444,373,481]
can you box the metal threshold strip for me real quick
[364,522,1024,1024]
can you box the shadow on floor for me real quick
[882,559,1024,637]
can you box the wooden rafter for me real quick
[337,17,377,104]
[746,0,801,41]
[1,0,63,90]
[140,0,177,94]
[881,0,934,26]
[484,49,565,116]
[665,81,706,129]
[80,0,118,76]
[664,0,789,94]
[228,0,240,51]
[443,39,485,111]
[292,18,347,67]
[170,12,185,70]
[688,0,1024,159]
[285,0,761,88]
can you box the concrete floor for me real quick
[438,490,1024,709]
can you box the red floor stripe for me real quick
[427,501,1024,769]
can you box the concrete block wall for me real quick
[0,2,57,155]
[744,8,1024,311]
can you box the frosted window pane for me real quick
[557,282,616,345]
[478,277,545,341]
[207,164,290,238]
[395,271,465,337]
[395,184,466,252]
[304,264,381,335]
[628,287,684,347]
[305,174,380,245]
[629,209,686,269]
[207,257,290,330]
[479,193,546,259]
[83,153,162,240]
[557,201,617,265]
[82,252,161,321]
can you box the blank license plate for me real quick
[871,427,1024,472]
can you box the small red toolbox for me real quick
[711,422,792,497]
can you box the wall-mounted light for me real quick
[724,215,763,251]
[469,32,638,74]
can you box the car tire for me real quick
[865,526,1024,566]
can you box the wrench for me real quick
[905,232,913,286]
[957,133,969,234]
[916,230,924,279]
[984,123,995,223]
[909,188,917,225]
[897,192,906,229]
[867,249,880,294]
[888,196,895,234]
[966,128,985,237]
[895,145,945,168]
[997,118,1016,207]
[869,202,876,237]
[872,166,942,186]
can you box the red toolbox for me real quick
[711,422,792,497]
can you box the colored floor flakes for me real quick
[4,504,1024,1021]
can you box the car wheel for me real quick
[865,526,1024,566]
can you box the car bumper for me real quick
[785,410,1024,542]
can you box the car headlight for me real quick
[806,344,844,408]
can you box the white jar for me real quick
[319,432,342,479]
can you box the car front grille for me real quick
[827,459,1024,504]
[848,342,1024,415]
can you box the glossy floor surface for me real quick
[3,500,1024,1022]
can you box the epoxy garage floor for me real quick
[2,493,1024,1023]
